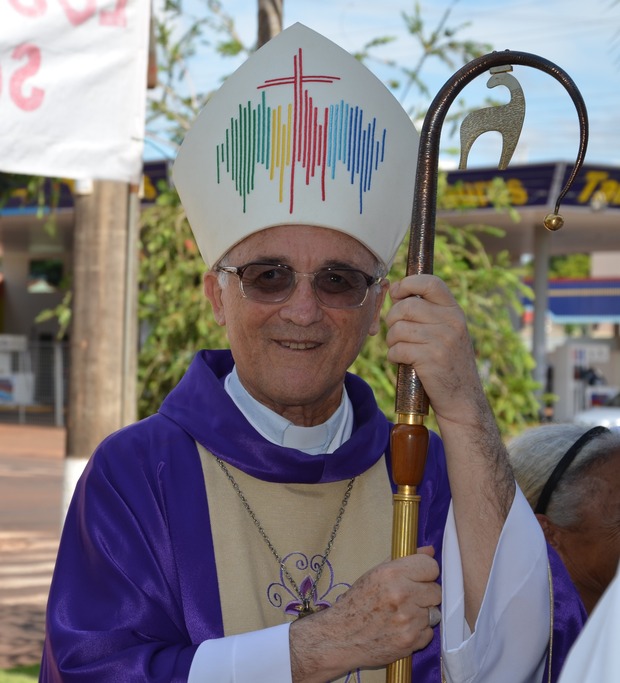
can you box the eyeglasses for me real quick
[217,262,383,309]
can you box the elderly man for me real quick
[41,24,583,683]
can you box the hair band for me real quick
[534,425,610,515]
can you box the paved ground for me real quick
[0,424,65,670]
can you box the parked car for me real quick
[573,392,620,428]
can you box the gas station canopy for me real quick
[440,161,620,257]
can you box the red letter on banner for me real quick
[58,0,96,26]
[100,0,127,27]
[10,44,45,112]
[9,0,46,17]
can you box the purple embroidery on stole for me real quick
[267,551,362,681]
[267,551,351,615]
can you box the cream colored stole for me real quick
[199,445,394,682]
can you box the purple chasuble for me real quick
[40,349,584,682]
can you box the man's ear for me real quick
[368,279,389,337]
[203,271,226,326]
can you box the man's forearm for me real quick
[436,391,515,627]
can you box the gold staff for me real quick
[386,50,589,683]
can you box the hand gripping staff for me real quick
[386,50,589,683]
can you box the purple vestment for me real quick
[40,349,585,681]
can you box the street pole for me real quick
[61,6,158,518]
[62,180,138,516]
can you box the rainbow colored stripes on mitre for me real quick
[215,47,387,214]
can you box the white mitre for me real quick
[173,23,419,269]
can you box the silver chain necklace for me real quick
[215,456,355,618]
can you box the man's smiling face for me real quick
[203,224,387,426]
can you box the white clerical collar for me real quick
[224,366,353,455]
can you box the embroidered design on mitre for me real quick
[215,48,389,215]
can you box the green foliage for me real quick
[0,665,40,683]
[34,290,72,339]
[548,254,590,279]
[0,174,61,234]
[0,174,42,210]
[137,186,228,418]
[435,225,539,436]
[522,253,590,280]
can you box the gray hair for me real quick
[216,258,230,289]
[507,423,620,527]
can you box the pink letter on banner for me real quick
[9,0,46,17]
[10,44,45,112]
[100,0,127,27]
[58,0,96,26]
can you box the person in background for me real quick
[40,23,585,683]
[508,423,620,614]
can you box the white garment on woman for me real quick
[557,560,620,683]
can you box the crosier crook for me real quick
[387,50,589,683]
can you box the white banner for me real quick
[0,0,151,183]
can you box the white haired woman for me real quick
[508,424,620,615]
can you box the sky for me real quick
[148,0,620,170]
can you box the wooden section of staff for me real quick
[386,418,429,683]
